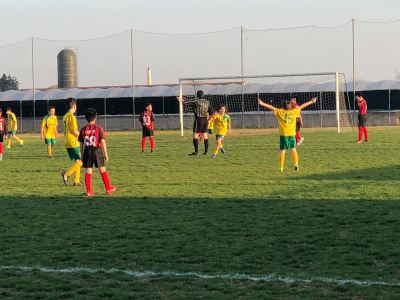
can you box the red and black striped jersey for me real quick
[78,124,106,148]
[358,99,367,115]
[0,116,7,132]
[139,110,154,130]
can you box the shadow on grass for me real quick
[292,165,400,181]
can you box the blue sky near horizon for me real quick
[1,0,399,44]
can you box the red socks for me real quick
[295,132,301,144]
[0,143,2,155]
[142,138,146,151]
[358,127,368,141]
[363,127,369,141]
[85,173,92,193]
[150,137,155,151]
[101,172,111,190]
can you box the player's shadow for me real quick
[292,165,400,181]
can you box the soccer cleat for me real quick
[220,147,225,154]
[278,167,283,172]
[73,182,84,186]
[203,152,208,155]
[20,140,24,147]
[106,186,117,195]
[151,150,154,153]
[365,140,369,142]
[48,156,53,159]
[294,164,299,171]
[5,146,10,149]
[299,137,304,144]
[211,154,216,158]
[296,143,300,146]
[355,140,362,143]
[61,171,68,186]
[142,150,145,153]
[189,152,198,156]
[86,191,95,197]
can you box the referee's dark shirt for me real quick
[188,99,213,118]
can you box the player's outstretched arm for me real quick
[101,139,109,162]
[299,97,317,110]
[258,99,276,111]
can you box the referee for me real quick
[177,90,213,156]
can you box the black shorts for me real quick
[358,114,367,128]
[142,127,154,138]
[0,131,3,143]
[296,118,301,132]
[193,117,208,133]
[82,147,105,169]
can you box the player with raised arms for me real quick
[258,97,317,171]
[290,95,304,145]
[177,90,213,156]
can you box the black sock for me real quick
[193,138,199,153]
[204,139,209,153]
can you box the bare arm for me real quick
[79,142,84,160]
[72,129,79,138]
[299,97,317,110]
[258,99,276,111]
[40,127,44,140]
[101,139,109,162]
[227,122,231,135]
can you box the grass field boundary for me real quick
[1,265,399,287]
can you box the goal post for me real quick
[178,72,351,136]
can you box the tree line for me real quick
[0,74,19,92]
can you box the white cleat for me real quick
[299,137,304,144]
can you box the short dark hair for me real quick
[290,94,297,100]
[85,108,97,122]
[49,106,55,110]
[144,103,151,109]
[282,100,291,110]
[6,107,11,111]
[66,97,76,109]
[197,90,205,99]
[219,104,226,110]
[355,92,363,97]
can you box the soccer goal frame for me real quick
[179,72,348,136]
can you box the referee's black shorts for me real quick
[193,117,208,133]
[82,147,105,169]
[142,127,154,138]
[296,118,301,132]
[0,131,4,143]
[358,114,367,128]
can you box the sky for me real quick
[1,0,400,88]
[1,0,399,44]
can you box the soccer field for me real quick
[0,128,399,299]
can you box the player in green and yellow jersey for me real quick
[208,104,231,158]
[61,98,83,186]
[40,106,59,159]
[5,107,23,148]
[258,97,317,171]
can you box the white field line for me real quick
[0,265,399,287]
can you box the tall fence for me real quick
[1,20,400,131]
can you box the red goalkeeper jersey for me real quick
[358,99,367,115]
[293,103,301,118]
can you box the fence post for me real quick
[162,96,165,130]
[47,99,49,112]
[31,37,36,133]
[241,26,245,129]
[104,97,107,131]
[130,29,136,130]
[257,93,260,129]
[352,19,356,115]
[20,100,23,133]
[320,91,323,127]
[388,89,391,126]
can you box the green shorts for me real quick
[280,136,296,150]
[216,134,225,140]
[66,147,81,161]
[208,129,214,134]
[45,138,56,145]
[7,131,16,135]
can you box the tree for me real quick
[0,74,19,92]
[396,70,400,80]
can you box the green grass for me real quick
[0,128,399,299]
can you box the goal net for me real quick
[178,72,351,135]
